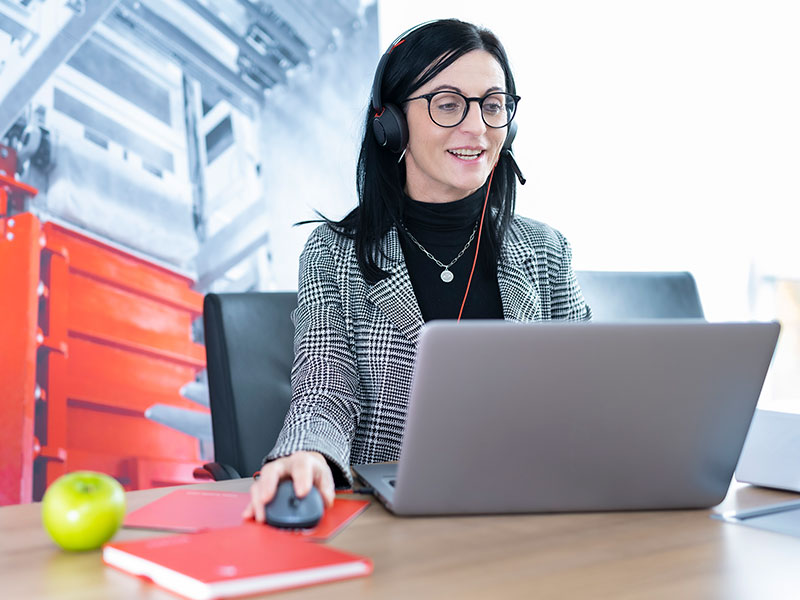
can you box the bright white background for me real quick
[378,1,800,409]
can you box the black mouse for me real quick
[264,480,324,529]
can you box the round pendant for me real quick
[440,269,454,283]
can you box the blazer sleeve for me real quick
[550,229,593,322]
[264,226,360,487]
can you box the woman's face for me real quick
[403,50,508,204]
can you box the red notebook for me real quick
[124,490,250,532]
[103,522,372,599]
[124,489,369,540]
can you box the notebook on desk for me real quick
[123,488,369,540]
[353,320,780,516]
[103,523,372,599]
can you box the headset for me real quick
[370,21,525,185]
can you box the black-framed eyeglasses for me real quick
[403,91,520,129]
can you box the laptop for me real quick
[353,320,780,515]
[736,409,800,492]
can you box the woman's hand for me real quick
[242,451,336,523]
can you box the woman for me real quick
[244,19,591,522]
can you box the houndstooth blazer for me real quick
[265,215,592,486]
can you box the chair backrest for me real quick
[576,271,705,321]
[203,292,298,478]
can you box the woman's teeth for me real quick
[448,149,482,160]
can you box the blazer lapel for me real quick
[497,231,542,322]
[366,227,424,345]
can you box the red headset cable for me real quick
[457,165,495,321]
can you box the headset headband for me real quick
[371,20,438,114]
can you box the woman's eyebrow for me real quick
[428,84,505,94]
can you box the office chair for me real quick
[576,271,705,321]
[195,291,298,481]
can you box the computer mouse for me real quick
[264,480,324,529]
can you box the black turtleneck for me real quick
[398,186,504,322]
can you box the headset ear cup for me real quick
[372,103,408,153]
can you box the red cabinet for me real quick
[1,177,208,504]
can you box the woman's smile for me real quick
[447,147,486,162]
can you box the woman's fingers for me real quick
[314,465,336,508]
[290,456,315,499]
[305,453,336,508]
[243,452,336,522]
[246,459,290,522]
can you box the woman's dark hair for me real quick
[322,19,519,283]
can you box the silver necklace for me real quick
[403,220,479,283]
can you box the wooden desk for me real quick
[3,479,800,599]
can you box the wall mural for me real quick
[0,0,378,505]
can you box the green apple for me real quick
[41,471,126,552]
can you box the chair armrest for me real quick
[193,462,242,481]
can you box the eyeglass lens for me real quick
[428,92,516,128]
